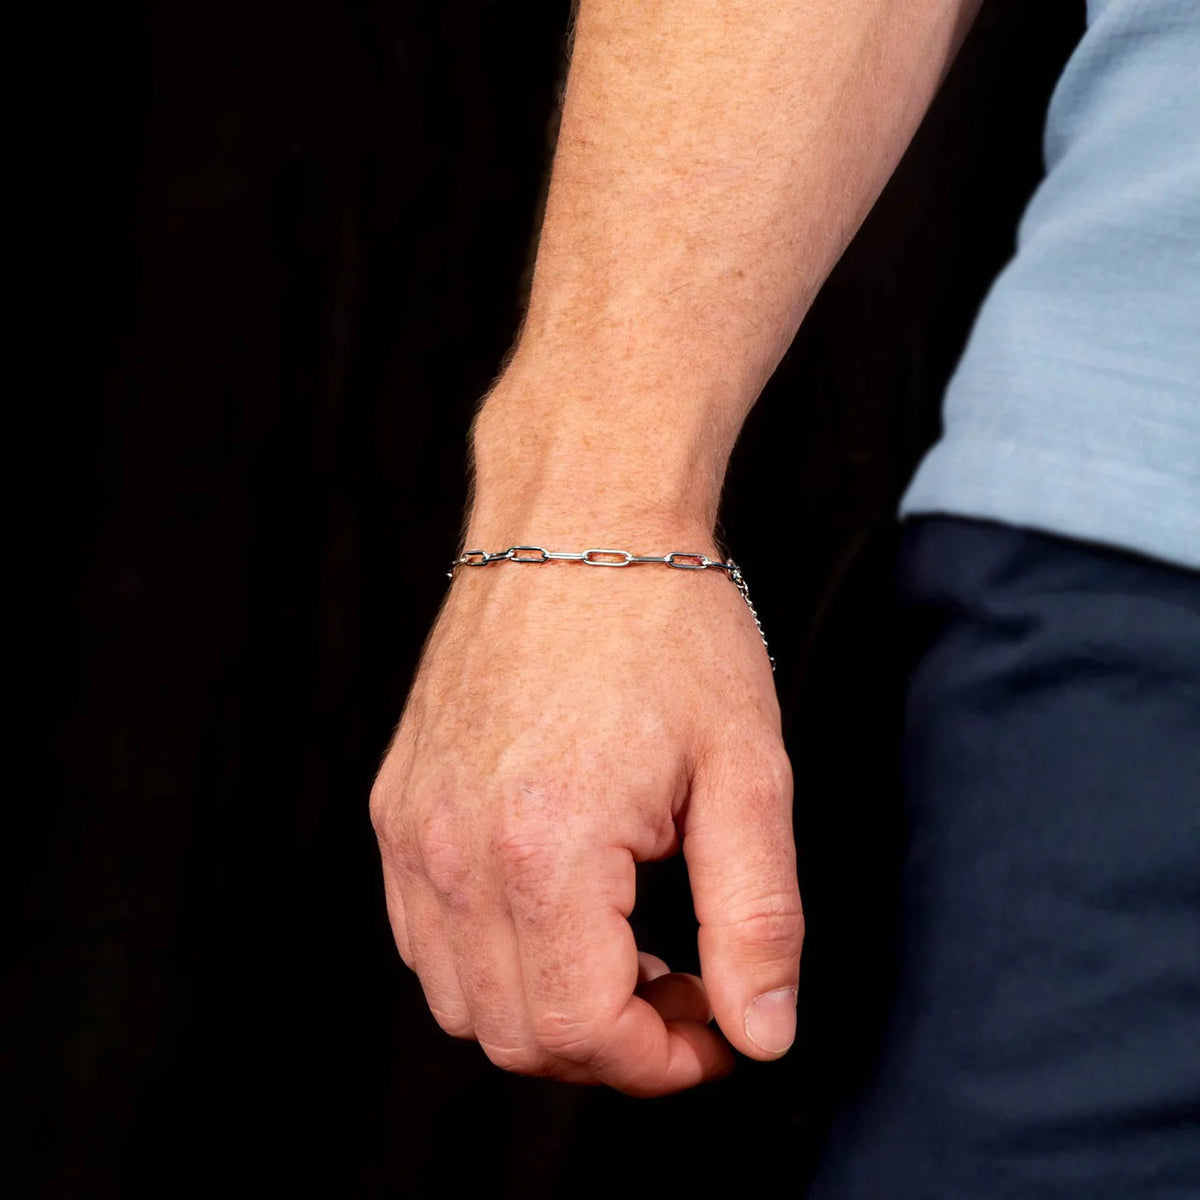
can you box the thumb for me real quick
[683,742,803,1060]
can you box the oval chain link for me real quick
[448,545,775,671]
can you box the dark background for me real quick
[32,2,1083,1195]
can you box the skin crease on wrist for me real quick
[370,0,982,1097]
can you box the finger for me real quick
[445,898,601,1085]
[636,971,714,1024]
[433,884,565,1077]
[684,744,804,1060]
[416,811,599,1081]
[379,858,414,968]
[586,991,735,1096]
[637,952,672,984]
[401,884,476,1040]
[503,836,734,1096]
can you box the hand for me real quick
[369,529,801,1097]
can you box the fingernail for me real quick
[744,987,797,1055]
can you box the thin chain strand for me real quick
[447,545,775,671]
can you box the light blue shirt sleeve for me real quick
[898,0,1200,571]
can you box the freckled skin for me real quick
[370,0,981,1096]
[372,549,793,1092]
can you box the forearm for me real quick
[469,0,980,545]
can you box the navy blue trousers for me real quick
[810,514,1200,1198]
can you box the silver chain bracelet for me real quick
[448,545,774,671]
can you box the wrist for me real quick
[469,364,742,543]
[462,499,722,563]
[464,459,723,559]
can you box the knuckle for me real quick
[739,745,794,812]
[760,745,794,799]
[532,1009,611,1063]
[479,1041,548,1075]
[493,825,561,896]
[369,781,403,849]
[368,780,385,828]
[429,1005,475,1040]
[415,809,472,906]
[720,893,805,960]
[371,796,425,884]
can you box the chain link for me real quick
[448,546,775,671]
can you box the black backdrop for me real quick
[34,2,1084,1195]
